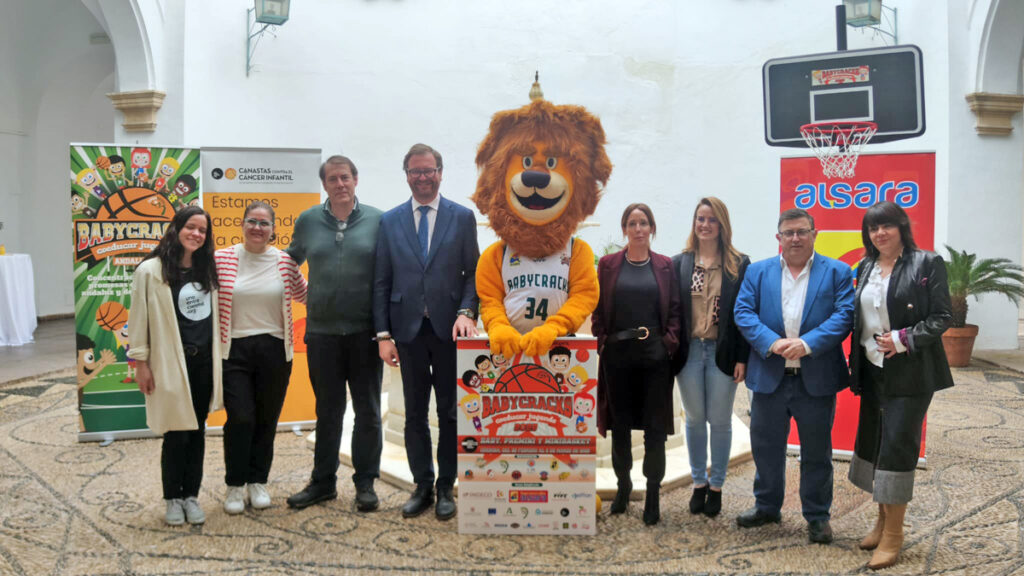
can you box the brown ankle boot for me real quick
[868,503,906,570]
[859,503,886,550]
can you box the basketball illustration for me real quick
[492,364,561,394]
[95,187,174,220]
[96,301,128,331]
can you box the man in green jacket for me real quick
[285,155,384,512]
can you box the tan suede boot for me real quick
[859,503,886,550]
[868,503,906,570]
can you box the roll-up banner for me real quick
[200,147,322,430]
[73,144,201,441]
[457,337,598,535]
[781,151,936,463]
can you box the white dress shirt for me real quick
[411,194,441,249]
[858,261,907,368]
[779,254,814,368]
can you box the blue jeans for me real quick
[676,338,738,488]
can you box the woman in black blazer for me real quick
[849,201,953,570]
[672,197,750,518]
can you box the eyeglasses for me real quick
[406,168,440,178]
[244,218,273,228]
[778,228,813,239]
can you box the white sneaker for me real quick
[248,483,272,510]
[182,496,206,525]
[165,498,185,526]
[224,485,247,515]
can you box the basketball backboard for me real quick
[763,45,925,147]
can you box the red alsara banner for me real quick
[781,152,936,460]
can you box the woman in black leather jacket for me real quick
[848,201,953,570]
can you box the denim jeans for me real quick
[676,338,738,488]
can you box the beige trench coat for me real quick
[127,258,223,435]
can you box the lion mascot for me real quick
[472,91,612,358]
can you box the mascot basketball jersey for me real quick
[501,239,573,333]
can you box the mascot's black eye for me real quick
[546,157,558,169]
[522,156,533,169]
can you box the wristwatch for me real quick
[375,332,393,342]
[457,308,477,320]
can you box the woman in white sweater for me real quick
[129,206,223,526]
[215,201,307,514]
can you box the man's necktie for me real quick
[417,205,430,262]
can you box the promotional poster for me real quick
[72,144,201,439]
[781,151,936,460]
[200,147,322,429]
[457,337,598,535]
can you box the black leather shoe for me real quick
[704,489,722,518]
[610,481,632,515]
[808,519,834,544]
[643,489,660,526]
[689,485,708,514]
[286,483,337,509]
[736,506,781,528]
[435,487,456,520]
[355,485,379,512]
[401,486,434,518]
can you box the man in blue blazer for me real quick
[373,143,480,521]
[733,208,854,544]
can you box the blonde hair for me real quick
[684,197,743,280]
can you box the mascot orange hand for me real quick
[487,323,522,358]
[520,324,559,358]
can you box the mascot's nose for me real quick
[521,170,551,189]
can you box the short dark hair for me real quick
[76,333,96,351]
[403,143,443,172]
[620,203,656,236]
[861,201,917,258]
[462,370,480,387]
[475,355,490,367]
[109,154,125,165]
[778,208,814,231]
[549,346,571,359]
[320,155,358,181]
[174,174,197,194]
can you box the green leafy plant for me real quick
[944,245,1024,327]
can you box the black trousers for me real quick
[161,350,213,500]
[396,318,458,490]
[305,331,383,488]
[611,427,667,489]
[222,334,292,486]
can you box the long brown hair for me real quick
[143,206,219,291]
[684,197,743,280]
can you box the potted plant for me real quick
[942,246,1024,367]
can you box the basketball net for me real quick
[799,122,877,179]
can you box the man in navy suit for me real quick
[733,208,854,544]
[374,143,480,520]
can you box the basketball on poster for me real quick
[457,337,598,535]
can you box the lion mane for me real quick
[472,99,612,259]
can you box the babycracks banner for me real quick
[72,144,201,440]
[457,337,598,536]
[200,147,322,429]
[781,151,936,461]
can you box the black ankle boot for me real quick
[610,481,632,514]
[704,488,722,517]
[643,487,660,525]
[689,485,708,514]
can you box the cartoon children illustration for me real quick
[491,353,511,375]
[130,147,152,186]
[76,334,116,407]
[547,346,571,390]
[106,154,128,188]
[71,190,96,218]
[113,317,135,383]
[152,157,180,194]
[170,174,197,209]
[572,391,595,434]
[565,365,589,394]
[462,369,482,390]
[76,168,106,201]
[475,354,497,380]
[459,393,483,432]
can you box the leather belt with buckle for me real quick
[606,326,656,344]
[783,367,801,376]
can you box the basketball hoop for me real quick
[799,121,877,178]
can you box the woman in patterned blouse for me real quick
[672,197,750,517]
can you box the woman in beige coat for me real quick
[128,206,223,526]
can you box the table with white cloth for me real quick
[0,254,38,346]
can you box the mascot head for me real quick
[473,97,612,259]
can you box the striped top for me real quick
[215,244,308,361]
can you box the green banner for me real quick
[71,145,201,439]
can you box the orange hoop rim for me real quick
[800,121,878,137]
